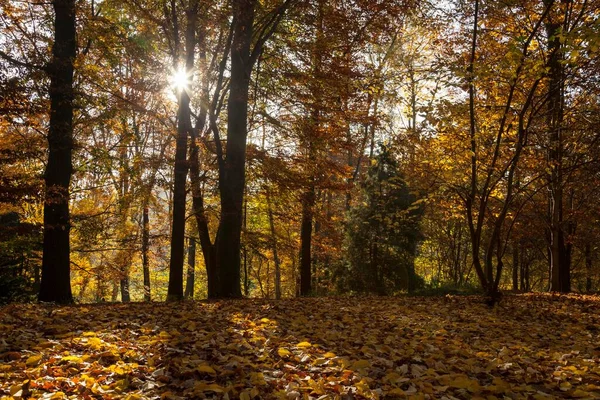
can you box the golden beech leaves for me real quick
[1,295,600,399]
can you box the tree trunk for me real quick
[185,237,196,298]
[111,282,118,302]
[142,206,151,301]
[167,2,198,301]
[243,196,249,296]
[545,0,569,293]
[120,276,130,302]
[585,243,593,292]
[512,243,519,291]
[39,0,76,304]
[266,190,281,299]
[299,186,314,296]
[214,0,255,298]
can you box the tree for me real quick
[38,0,77,304]
[167,0,199,301]
[341,146,422,294]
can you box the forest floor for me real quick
[1,295,600,400]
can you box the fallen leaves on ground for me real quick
[1,294,600,399]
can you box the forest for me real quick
[2,0,600,398]
[2,0,600,303]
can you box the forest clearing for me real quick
[1,295,600,399]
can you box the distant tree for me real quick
[341,146,422,295]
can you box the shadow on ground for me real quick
[1,295,600,399]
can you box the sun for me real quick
[170,67,191,92]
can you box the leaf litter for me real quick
[1,294,599,399]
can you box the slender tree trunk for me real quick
[142,206,151,301]
[39,0,76,304]
[243,196,249,296]
[266,190,281,299]
[525,261,531,291]
[214,0,255,298]
[185,237,196,298]
[118,141,132,303]
[585,243,593,292]
[512,243,519,291]
[167,2,198,301]
[313,211,320,295]
[299,185,314,296]
[120,276,130,302]
[33,264,40,294]
[111,282,118,302]
[190,133,217,296]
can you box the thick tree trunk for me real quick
[142,206,151,301]
[545,0,569,293]
[167,2,198,301]
[39,0,76,304]
[214,0,255,298]
[185,237,196,298]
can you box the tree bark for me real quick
[213,0,256,298]
[266,190,281,299]
[142,206,151,301]
[512,243,519,291]
[243,196,249,296]
[120,276,130,302]
[39,0,76,304]
[185,237,196,298]
[585,242,593,292]
[545,0,569,293]
[167,1,198,301]
[299,185,314,296]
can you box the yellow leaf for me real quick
[25,355,42,366]
[159,331,171,339]
[197,365,217,375]
[387,388,405,396]
[250,372,267,386]
[240,390,251,400]
[323,352,336,358]
[352,359,371,370]
[439,374,480,392]
[113,379,128,390]
[277,348,291,357]
[559,381,572,391]
[204,383,224,393]
[10,384,22,396]
[61,355,82,363]
[86,337,102,349]
[296,341,311,348]
[83,331,97,337]
[571,390,591,398]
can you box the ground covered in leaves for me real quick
[1,295,600,399]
